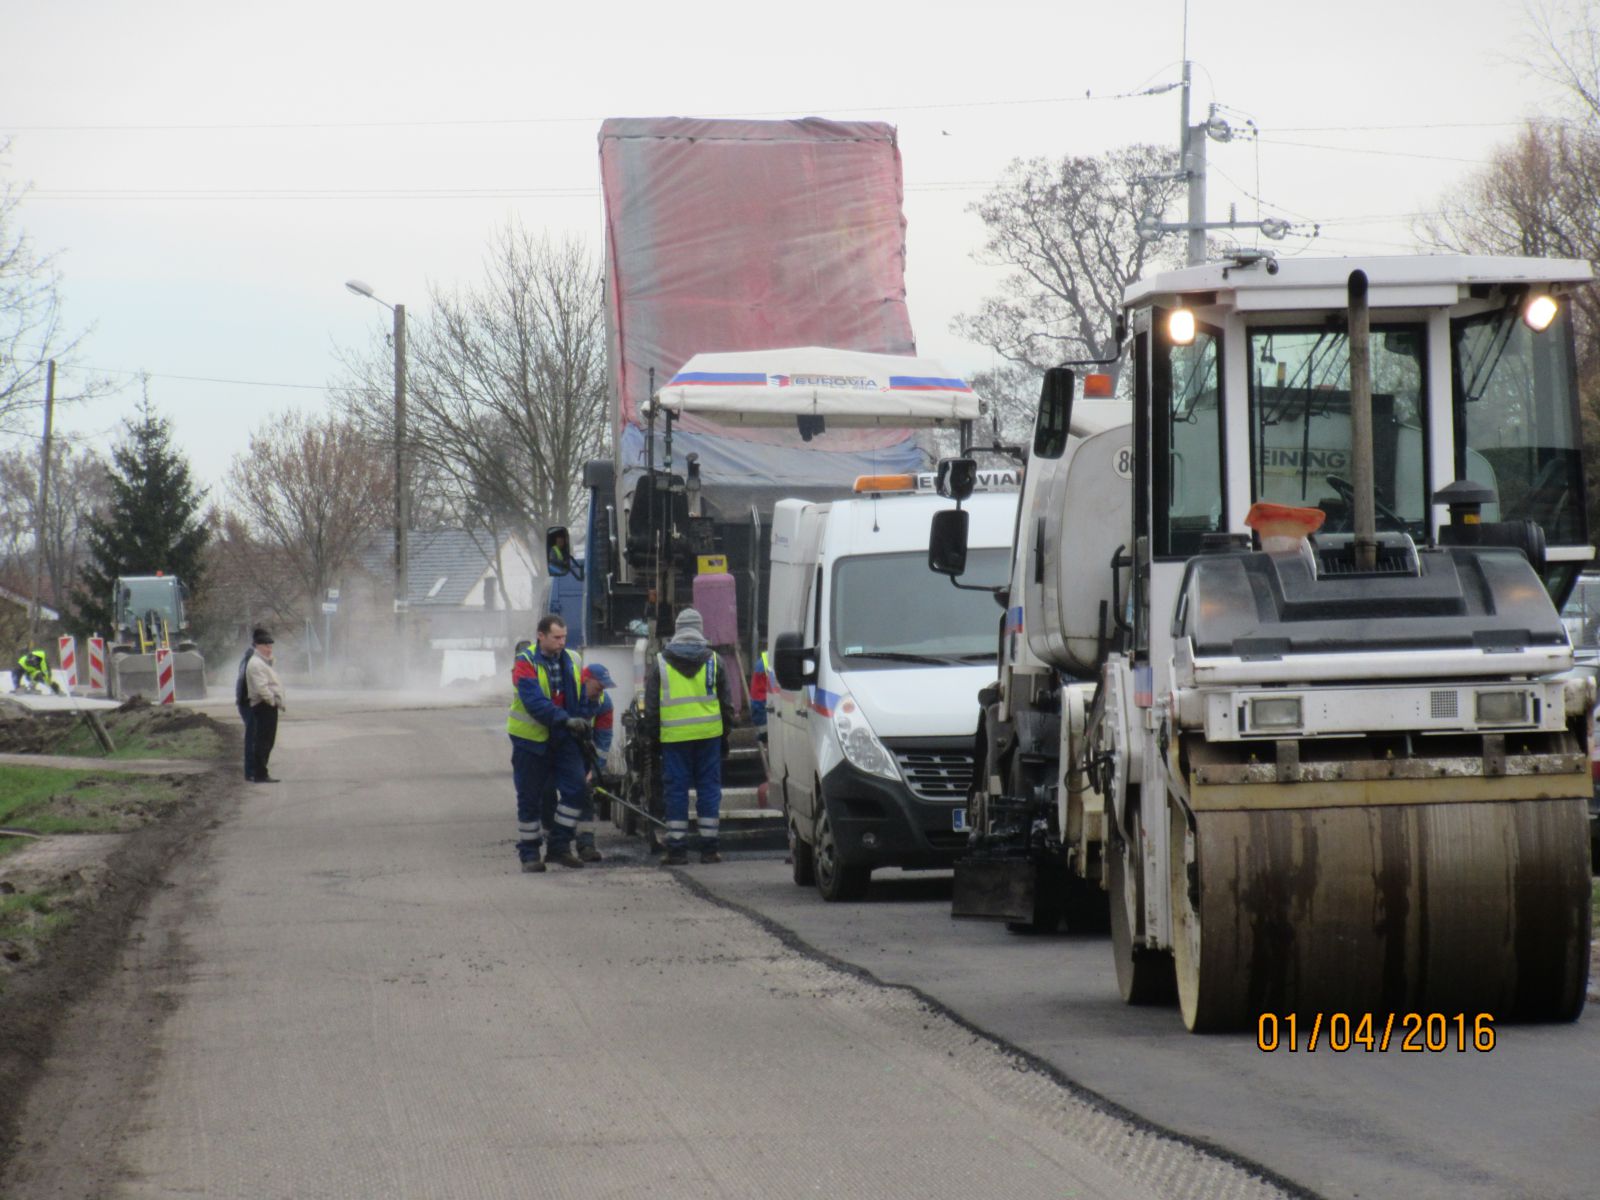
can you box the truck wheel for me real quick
[789,815,816,886]
[814,803,869,902]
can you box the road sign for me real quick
[326,588,340,601]
[322,602,338,614]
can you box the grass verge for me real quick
[47,704,224,761]
[0,763,191,965]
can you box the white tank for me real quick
[1023,420,1135,676]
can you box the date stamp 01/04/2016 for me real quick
[1257,1012,1497,1053]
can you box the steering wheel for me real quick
[1323,475,1404,531]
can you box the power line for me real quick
[23,178,1002,202]
[0,84,1182,135]
[65,362,335,391]
[1254,136,1492,165]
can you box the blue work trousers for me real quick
[661,738,722,849]
[238,705,256,780]
[511,736,587,861]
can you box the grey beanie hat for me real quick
[674,607,705,638]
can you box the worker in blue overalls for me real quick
[644,608,734,866]
[507,615,590,872]
[574,662,617,862]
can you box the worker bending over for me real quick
[574,663,617,862]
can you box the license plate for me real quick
[952,808,967,833]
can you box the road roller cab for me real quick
[1093,253,1597,1030]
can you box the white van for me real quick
[767,479,1019,900]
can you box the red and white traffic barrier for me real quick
[155,647,176,705]
[87,636,107,694]
[57,634,77,689]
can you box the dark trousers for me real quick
[238,705,256,779]
[661,738,722,849]
[510,737,586,861]
[250,703,279,780]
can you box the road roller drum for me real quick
[1168,796,1592,1032]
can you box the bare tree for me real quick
[203,509,305,635]
[1525,0,1600,121]
[336,223,609,547]
[226,411,392,614]
[0,142,104,437]
[0,440,112,610]
[955,145,1184,380]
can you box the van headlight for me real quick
[1475,690,1528,725]
[1249,696,1302,731]
[833,695,900,781]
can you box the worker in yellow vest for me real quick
[507,615,590,872]
[644,608,734,865]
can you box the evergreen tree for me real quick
[72,400,210,635]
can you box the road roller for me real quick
[932,253,1595,1031]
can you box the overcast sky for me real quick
[0,0,1577,495]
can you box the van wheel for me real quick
[814,803,869,902]
[790,815,816,886]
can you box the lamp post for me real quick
[345,280,408,652]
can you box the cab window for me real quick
[1152,319,1224,558]
[1246,325,1428,537]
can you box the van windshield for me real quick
[832,547,1010,665]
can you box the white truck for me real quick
[933,253,1595,1030]
[766,479,1019,900]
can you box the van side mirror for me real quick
[935,457,978,502]
[773,631,816,690]
[1032,367,1076,460]
[928,508,970,577]
[545,526,584,581]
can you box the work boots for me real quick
[699,848,722,864]
[661,846,689,866]
[521,859,547,874]
[577,843,603,863]
[550,849,585,869]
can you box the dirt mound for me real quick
[0,704,227,759]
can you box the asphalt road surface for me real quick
[4,694,1302,1200]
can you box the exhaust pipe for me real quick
[1347,270,1377,572]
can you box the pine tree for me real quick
[72,400,210,635]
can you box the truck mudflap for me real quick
[952,854,1039,923]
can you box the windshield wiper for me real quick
[843,650,950,665]
[953,651,996,661]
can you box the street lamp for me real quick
[345,280,409,646]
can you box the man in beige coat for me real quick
[245,629,287,783]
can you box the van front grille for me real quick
[894,751,973,801]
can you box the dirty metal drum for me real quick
[1169,793,1592,1033]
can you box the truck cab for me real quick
[769,478,1018,899]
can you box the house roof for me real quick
[357,529,528,608]
[0,585,60,622]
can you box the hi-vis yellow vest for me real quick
[658,653,723,743]
[508,648,582,742]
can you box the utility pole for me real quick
[393,302,408,645]
[27,359,56,646]
[1180,62,1207,267]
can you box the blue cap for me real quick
[583,663,617,688]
